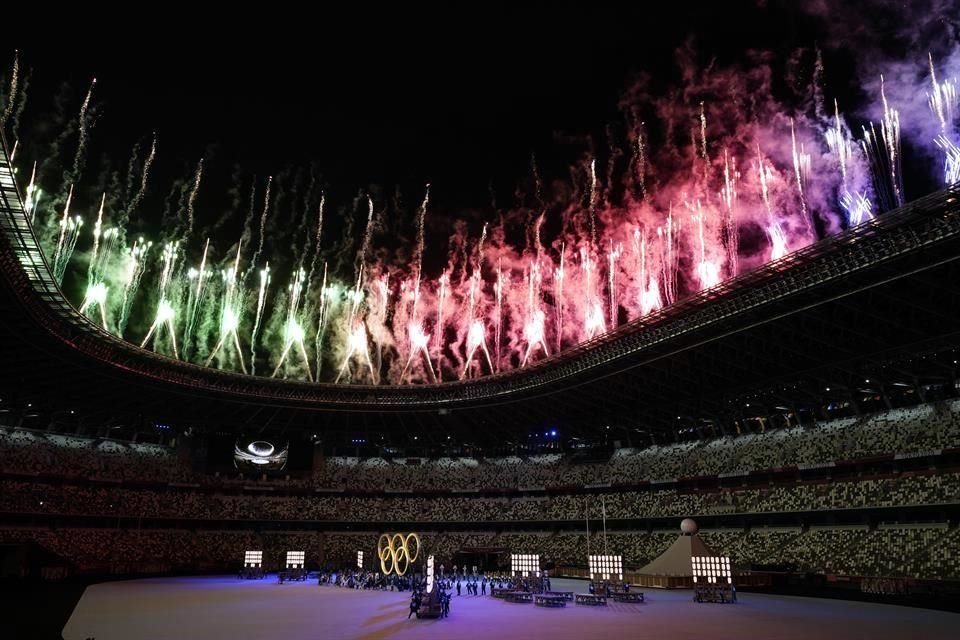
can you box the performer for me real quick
[408,591,421,619]
[456,580,462,596]
[481,578,487,595]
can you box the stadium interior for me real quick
[3,9,960,637]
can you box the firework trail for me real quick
[459,225,493,380]
[927,53,958,132]
[78,282,109,328]
[692,206,720,289]
[24,162,40,223]
[699,102,710,185]
[272,268,313,381]
[118,237,151,337]
[790,119,813,236]
[249,262,270,375]
[521,308,549,367]
[126,132,157,222]
[927,55,959,185]
[827,101,851,189]
[78,195,118,330]
[880,76,904,207]
[658,206,681,304]
[401,321,435,383]
[305,194,326,286]
[245,176,272,282]
[826,101,873,225]
[411,185,430,322]
[461,317,494,380]
[9,66,29,142]
[52,184,77,282]
[860,122,895,211]
[334,197,378,383]
[579,248,605,339]
[336,320,378,384]
[758,148,788,261]
[434,270,449,381]
[634,227,662,315]
[313,262,330,377]
[141,242,180,358]
[589,158,599,246]
[495,258,504,372]
[182,238,210,358]
[531,153,544,207]
[356,195,376,281]
[183,158,204,239]
[554,242,566,352]
[291,172,314,263]
[401,186,435,382]
[634,122,649,200]
[0,50,19,132]
[70,78,96,181]
[521,259,551,365]
[60,216,83,281]
[87,194,106,283]
[206,241,247,373]
[607,239,622,326]
[721,150,739,275]
[940,138,960,185]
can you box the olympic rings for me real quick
[378,532,420,576]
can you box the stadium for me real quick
[2,5,960,639]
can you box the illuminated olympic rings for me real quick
[378,533,420,576]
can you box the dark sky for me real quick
[11,1,817,207]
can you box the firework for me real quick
[14,50,960,387]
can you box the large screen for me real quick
[204,433,313,474]
[233,437,289,471]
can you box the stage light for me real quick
[244,550,263,568]
[511,552,540,577]
[589,554,623,581]
[357,551,364,569]
[426,555,435,594]
[285,550,305,569]
[691,555,732,584]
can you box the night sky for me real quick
[10,2,823,212]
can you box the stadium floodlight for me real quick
[588,554,623,581]
[357,550,364,569]
[286,550,305,569]
[244,550,263,568]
